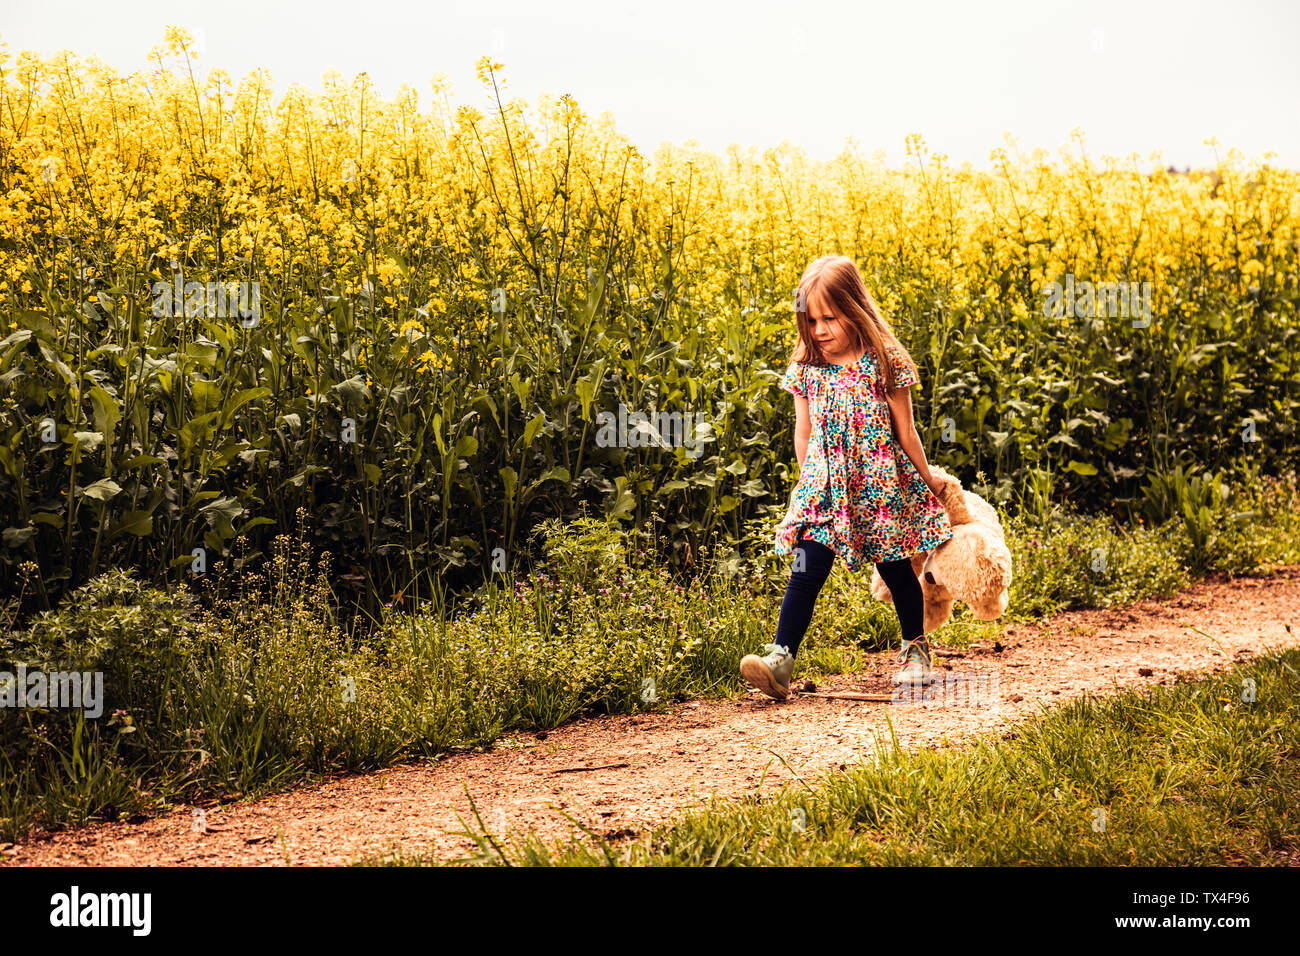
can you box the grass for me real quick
[366,648,1300,866]
[2,472,1299,843]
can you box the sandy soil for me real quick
[5,566,1298,866]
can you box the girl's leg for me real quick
[874,556,925,642]
[875,555,934,685]
[741,535,836,699]
[774,536,836,656]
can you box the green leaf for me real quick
[572,383,596,421]
[583,269,608,327]
[0,329,33,350]
[198,496,246,540]
[2,526,35,548]
[985,429,1014,453]
[522,412,546,450]
[179,411,221,459]
[432,413,447,457]
[88,385,121,463]
[71,431,104,458]
[192,379,223,414]
[279,465,327,490]
[111,511,154,537]
[607,475,636,519]
[574,359,606,422]
[220,386,272,429]
[644,340,680,363]
[332,376,371,406]
[499,466,518,504]
[80,478,122,502]
[521,466,571,503]
[17,310,57,341]
[509,372,531,409]
[38,343,76,389]
[184,340,221,368]
[119,455,165,470]
[454,434,479,459]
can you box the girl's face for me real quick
[804,284,856,361]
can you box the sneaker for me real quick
[740,643,796,700]
[892,637,935,686]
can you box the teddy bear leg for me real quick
[920,574,954,634]
[909,552,927,577]
[970,591,1010,621]
[923,594,955,634]
[870,567,894,603]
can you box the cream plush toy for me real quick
[870,464,1012,634]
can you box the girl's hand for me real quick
[924,473,946,499]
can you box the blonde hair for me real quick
[791,254,916,391]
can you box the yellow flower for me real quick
[475,57,505,83]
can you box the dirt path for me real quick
[6,567,1300,867]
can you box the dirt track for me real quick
[6,567,1299,866]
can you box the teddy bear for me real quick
[870,464,1012,634]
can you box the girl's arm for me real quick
[885,385,945,496]
[793,394,811,468]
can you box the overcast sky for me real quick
[2,0,1297,169]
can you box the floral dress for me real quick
[774,345,953,570]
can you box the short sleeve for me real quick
[779,363,807,398]
[886,347,919,389]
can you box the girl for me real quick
[740,255,954,700]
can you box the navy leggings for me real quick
[775,537,925,656]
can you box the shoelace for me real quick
[896,639,931,665]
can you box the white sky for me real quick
[2,0,1297,169]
